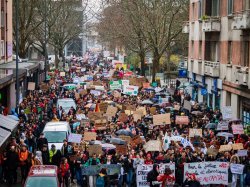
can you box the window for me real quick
[1,11,4,27]
[199,41,202,59]
[245,0,250,10]
[212,0,220,16]
[228,41,232,64]
[192,3,195,20]
[191,41,194,58]
[1,41,4,57]
[228,0,233,15]
[243,41,249,67]
[198,0,203,18]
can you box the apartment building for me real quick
[183,0,250,125]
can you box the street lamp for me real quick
[15,0,19,112]
[44,0,48,81]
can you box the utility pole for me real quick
[15,0,19,112]
[44,0,48,81]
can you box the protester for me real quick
[147,164,160,187]
[59,157,70,187]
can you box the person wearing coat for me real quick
[6,146,19,185]
[147,164,160,187]
[59,157,70,187]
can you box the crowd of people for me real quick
[0,55,250,187]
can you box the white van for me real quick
[43,121,71,150]
[57,98,76,113]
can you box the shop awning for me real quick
[0,115,18,131]
[0,128,11,146]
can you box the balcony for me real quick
[235,67,249,86]
[232,10,250,30]
[204,61,220,77]
[182,21,189,33]
[202,17,221,32]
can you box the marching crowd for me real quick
[0,57,250,187]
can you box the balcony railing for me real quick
[202,17,221,32]
[182,21,189,33]
[204,61,220,77]
[231,10,250,30]
[235,67,249,86]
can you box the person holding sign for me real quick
[147,164,160,187]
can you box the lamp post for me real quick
[44,0,48,81]
[15,0,19,112]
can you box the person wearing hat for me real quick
[49,144,57,163]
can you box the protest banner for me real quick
[88,144,102,156]
[219,144,232,152]
[106,106,118,117]
[183,100,192,111]
[148,107,156,115]
[174,105,181,111]
[232,124,244,134]
[88,112,103,121]
[136,163,175,187]
[125,110,133,116]
[119,135,131,143]
[115,145,127,155]
[122,80,129,86]
[230,164,244,174]
[217,121,229,131]
[60,72,66,77]
[118,113,128,122]
[68,133,82,143]
[144,140,162,152]
[153,113,171,125]
[207,148,219,156]
[28,82,36,90]
[184,162,229,185]
[189,129,202,137]
[99,103,108,112]
[232,143,244,150]
[95,85,105,91]
[123,85,139,96]
[126,105,136,111]
[237,149,248,157]
[109,80,122,90]
[94,118,107,130]
[84,132,96,141]
[133,114,141,122]
[175,116,189,125]
[82,164,121,176]
[90,90,101,96]
[222,106,232,120]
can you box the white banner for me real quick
[123,85,139,96]
[136,163,175,187]
[184,162,229,185]
[230,164,244,174]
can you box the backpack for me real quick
[96,176,105,187]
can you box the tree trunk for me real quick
[152,51,160,82]
[139,51,145,76]
[54,49,59,69]
[19,39,28,58]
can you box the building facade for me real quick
[184,0,250,124]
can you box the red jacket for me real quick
[60,163,69,177]
[157,174,175,187]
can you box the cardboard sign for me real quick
[219,144,232,152]
[217,121,229,131]
[131,135,143,148]
[183,100,192,111]
[118,113,128,122]
[88,144,102,156]
[144,140,162,152]
[119,135,131,143]
[184,162,229,185]
[79,89,88,96]
[175,116,189,125]
[99,103,108,112]
[84,132,97,141]
[126,105,136,111]
[88,112,103,121]
[232,143,244,150]
[123,85,139,96]
[153,113,171,125]
[125,110,133,115]
[28,82,36,90]
[133,114,141,122]
[174,105,181,111]
[94,118,107,130]
[75,93,80,100]
[237,149,248,157]
[230,164,244,174]
[207,148,219,156]
[106,106,118,117]
[189,129,202,137]
[149,107,156,115]
[40,84,49,91]
[60,72,66,77]
[68,133,82,143]
[232,124,244,134]
[116,145,127,155]
[222,106,232,120]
